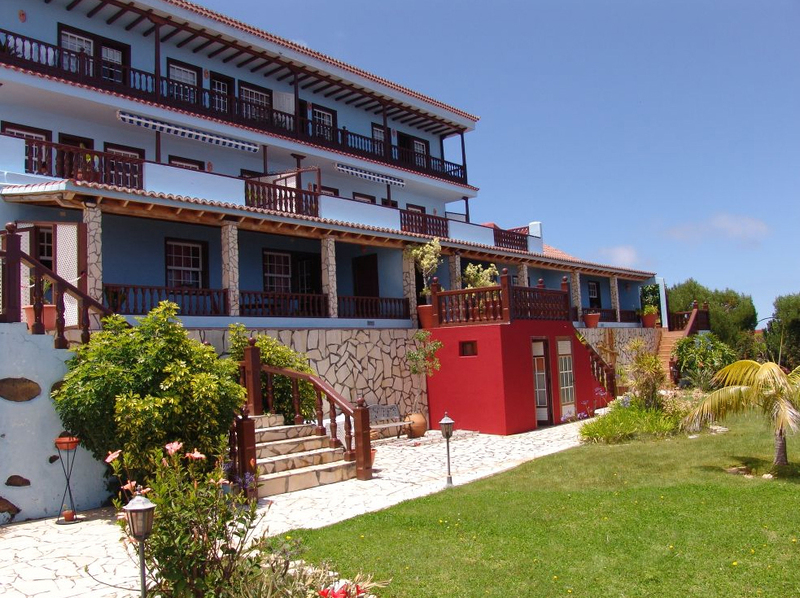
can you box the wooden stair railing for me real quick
[1,222,112,347]
[238,339,372,481]
[579,334,618,399]
[664,300,710,383]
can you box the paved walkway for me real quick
[1,421,585,597]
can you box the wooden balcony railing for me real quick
[17,138,144,189]
[338,296,410,319]
[432,281,508,326]
[103,284,228,316]
[244,180,320,217]
[511,286,570,320]
[597,309,617,323]
[493,228,528,252]
[582,338,618,399]
[619,309,639,323]
[668,301,710,333]
[239,290,328,318]
[0,27,467,184]
[400,210,449,238]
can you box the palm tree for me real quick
[685,361,800,466]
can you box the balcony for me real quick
[0,28,467,184]
[103,284,229,316]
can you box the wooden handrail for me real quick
[581,336,617,399]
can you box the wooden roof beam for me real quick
[124,12,147,31]
[192,35,220,53]
[160,26,182,43]
[250,59,273,73]
[207,44,228,58]
[262,65,285,78]
[106,4,129,24]
[176,31,201,48]
[66,0,85,11]
[237,55,258,68]
[222,49,245,63]
[86,1,110,19]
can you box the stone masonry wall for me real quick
[192,328,427,417]
[582,327,661,371]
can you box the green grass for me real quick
[580,403,681,443]
[291,414,800,597]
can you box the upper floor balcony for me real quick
[0,27,468,185]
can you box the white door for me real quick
[532,340,551,424]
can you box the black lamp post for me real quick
[439,412,454,488]
[123,493,156,598]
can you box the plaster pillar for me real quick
[403,251,418,326]
[610,275,620,322]
[82,205,103,303]
[570,271,582,319]
[516,264,529,287]
[448,253,461,289]
[221,223,239,316]
[321,236,338,317]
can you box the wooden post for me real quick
[54,282,67,349]
[291,378,303,424]
[242,339,263,416]
[459,130,468,181]
[293,68,301,136]
[499,268,511,323]
[314,389,325,436]
[235,411,257,500]
[153,20,161,100]
[537,278,545,289]
[3,223,21,323]
[382,103,391,161]
[353,398,372,481]
[430,277,441,327]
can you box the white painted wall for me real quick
[448,220,496,246]
[0,324,107,523]
[0,136,26,173]
[319,195,402,230]
[144,163,246,205]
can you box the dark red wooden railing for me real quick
[338,296,410,319]
[16,138,144,189]
[597,308,617,323]
[239,290,328,318]
[493,228,528,252]
[619,309,639,323]
[511,286,570,320]
[431,278,509,326]
[244,180,319,217]
[238,340,372,481]
[582,338,618,399]
[103,284,229,316]
[0,27,466,184]
[0,223,111,346]
[400,210,449,238]
[668,301,710,333]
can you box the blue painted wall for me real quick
[618,281,643,310]
[335,243,404,298]
[581,276,612,309]
[238,230,320,292]
[527,267,568,290]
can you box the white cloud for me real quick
[665,212,769,246]
[597,245,639,268]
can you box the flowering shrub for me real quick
[673,333,736,390]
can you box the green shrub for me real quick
[672,333,736,390]
[626,339,666,409]
[580,399,681,443]
[228,324,316,422]
[53,302,245,478]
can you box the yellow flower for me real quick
[553,575,558,580]
[732,561,738,566]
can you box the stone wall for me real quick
[581,327,661,371]
[0,324,107,524]
[192,328,427,417]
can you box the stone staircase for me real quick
[657,330,684,381]
[252,413,357,499]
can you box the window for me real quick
[1,122,51,175]
[240,84,271,122]
[101,46,124,83]
[35,226,54,271]
[371,123,386,154]
[557,339,575,407]
[296,259,314,294]
[312,107,335,141]
[263,251,291,293]
[58,25,130,83]
[60,30,93,75]
[169,155,205,171]
[588,280,601,309]
[459,341,478,357]
[412,139,428,167]
[406,203,426,214]
[313,185,339,197]
[532,342,548,409]
[210,73,234,114]
[381,198,398,209]
[166,240,206,288]
[352,192,376,204]
[167,60,200,104]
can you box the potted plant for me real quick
[61,504,75,522]
[23,277,57,332]
[405,238,443,327]
[54,436,80,451]
[640,304,659,328]
[582,310,600,328]
[404,329,443,438]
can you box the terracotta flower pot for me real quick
[62,509,75,522]
[369,448,377,467]
[641,313,657,328]
[582,312,600,328]
[23,304,58,332]
[405,412,427,438]
[416,305,434,328]
[54,436,80,451]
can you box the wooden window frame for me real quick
[459,341,478,357]
[262,250,292,293]
[381,198,399,209]
[57,23,130,80]
[352,192,376,204]
[556,337,575,407]
[405,203,426,214]
[209,71,235,114]
[1,121,52,141]
[166,58,202,104]
[168,155,205,171]
[103,142,145,159]
[313,184,339,197]
[165,238,208,289]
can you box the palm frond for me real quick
[685,385,751,428]
[772,397,800,433]
[712,360,762,387]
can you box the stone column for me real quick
[570,271,582,319]
[321,236,338,317]
[448,253,461,289]
[82,205,103,303]
[516,264,529,287]
[403,251,418,326]
[610,275,620,322]
[221,223,239,316]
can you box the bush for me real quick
[672,333,736,390]
[626,339,666,409]
[580,399,681,443]
[228,324,316,423]
[53,302,245,478]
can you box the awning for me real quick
[335,163,405,187]
[117,111,259,153]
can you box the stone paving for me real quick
[1,421,585,597]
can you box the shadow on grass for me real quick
[697,457,800,482]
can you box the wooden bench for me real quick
[368,403,410,439]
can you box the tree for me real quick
[765,293,800,370]
[685,361,800,466]
[461,262,499,289]
[668,279,757,350]
[405,238,442,303]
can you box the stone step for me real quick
[257,460,357,498]
[256,435,330,459]
[250,413,284,429]
[257,446,345,475]
[255,423,316,444]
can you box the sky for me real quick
[199,0,800,321]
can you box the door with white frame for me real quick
[531,339,552,425]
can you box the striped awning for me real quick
[117,111,259,153]
[335,163,405,187]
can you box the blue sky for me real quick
[200,0,800,321]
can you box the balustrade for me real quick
[400,210,449,237]
[103,284,228,316]
[244,180,319,216]
[239,290,328,318]
[337,296,409,319]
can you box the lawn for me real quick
[293,414,800,597]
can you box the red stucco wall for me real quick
[427,321,609,435]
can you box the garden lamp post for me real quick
[439,413,454,488]
[123,492,156,598]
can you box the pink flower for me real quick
[140,487,152,495]
[185,449,206,461]
[165,441,183,455]
[105,449,122,464]
[121,480,137,493]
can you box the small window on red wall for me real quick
[459,341,478,356]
